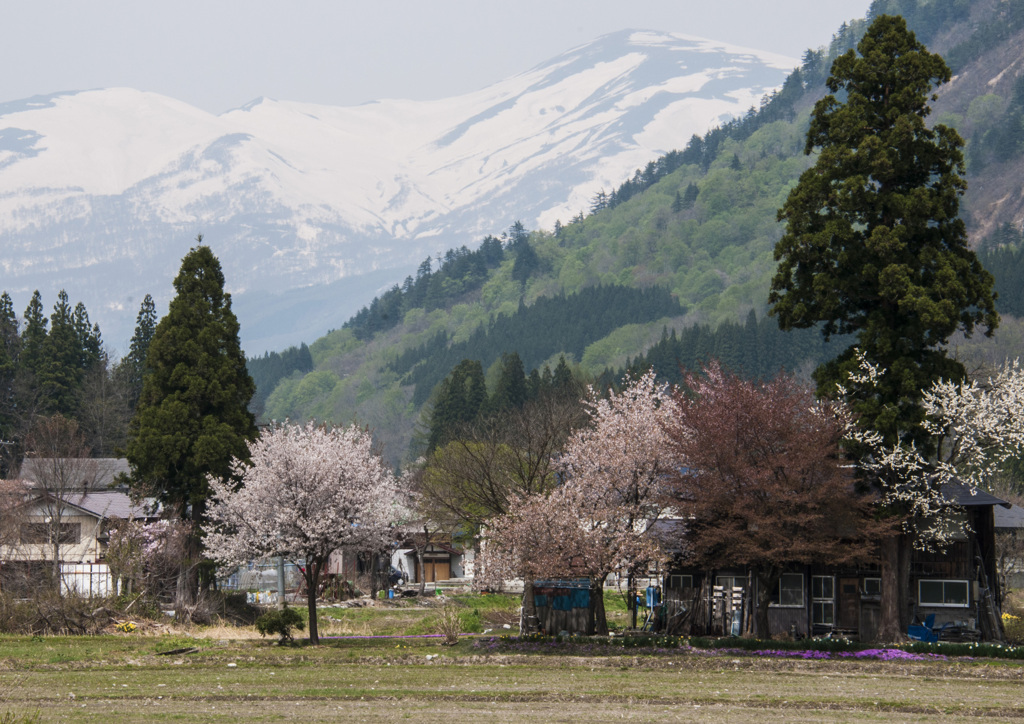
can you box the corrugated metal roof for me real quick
[20,458,130,490]
[67,491,158,520]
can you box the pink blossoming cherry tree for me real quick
[205,421,399,644]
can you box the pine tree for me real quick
[0,293,19,475]
[118,294,158,412]
[489,352,528,412]
[681,182,699,209]
[769,15,999,643]
[770,15,997,450]
[20,291,47,378]
[127,240,256,526]
[426,359,486,453]
[38,290,83,416]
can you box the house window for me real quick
[918,579,969,607]
[770,573,804,607]
[56,523,81,544]
[863,577,881,596]
[19,522,80,545]
[668,574,693,590]
[715,575,746,591]
[812,576,834,625]
[20,523,49,544]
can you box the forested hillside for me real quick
[258,0,1024,466]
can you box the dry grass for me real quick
[1,634,1024,723]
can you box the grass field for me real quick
[1,592,1022,722]
[3,632,1024,722]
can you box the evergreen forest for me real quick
[252,0,1024,466]
[7,0,1024,470]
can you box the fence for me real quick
[533,579,592,635]
[60,563,114,598]
[218,559,306,604]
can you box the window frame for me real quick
[918,579,970,608]
[715,575,746,591]
[668,574,693,590]
[770,572,804,608]
[863,577,881,596]
[811,575,834,625]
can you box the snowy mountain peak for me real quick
[0,31,795,353]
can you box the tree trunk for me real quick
[629,573,637,630]
[877,534,905,642]
[51,540,61,591]
[754,568,780,639]
[897,533,911,633]
[305,561,322,645]
[590,575,609,635]
[521,579,536,633]
[175,507,202,620]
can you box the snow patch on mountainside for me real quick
[0,30,796,353]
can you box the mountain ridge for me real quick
[0,29,796,353]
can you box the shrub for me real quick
[437,603,461,645]
[255,606,305,644]
[1001,612,1024,645]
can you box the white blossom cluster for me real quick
[204,421,400,568]
[838,352,1024,549]
[479,371,677,586]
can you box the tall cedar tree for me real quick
[769,16,998,641]
[0,293,18,476]
[665,363,880,638]
[425,359,487,453]
[118,294,158,412]
[770,15,998,451]
[127,241,256,528]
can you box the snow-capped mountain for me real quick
[0,30,796,353]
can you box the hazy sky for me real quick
[3,1,874,115]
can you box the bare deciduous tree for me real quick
[23,415,98,587]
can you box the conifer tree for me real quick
[0,293,18,475]
[118,294,158,412]
[39,290,83,416]
[489,352,527,412]
[770,15,997,450]
[20,291,47,379]
[127,240,256,529]
[769,15,999,642]
[426,359,486,453]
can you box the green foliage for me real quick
[345,237,507,340]
[426,359,486,453]
[127,240,257,521]
[115,295,158,413]
[612,312,846,390]
[771,15,998,449]
[967,72,1024,171]
[247,343,314,416]
[255,605,305,644]
[397,286,684,407]
[943,0,1024,71]
[257,3,1012,468]
[978,234,1024,319]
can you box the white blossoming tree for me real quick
[480,371,678,634]
[205,421,399,644]
[838,353,1024,640]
